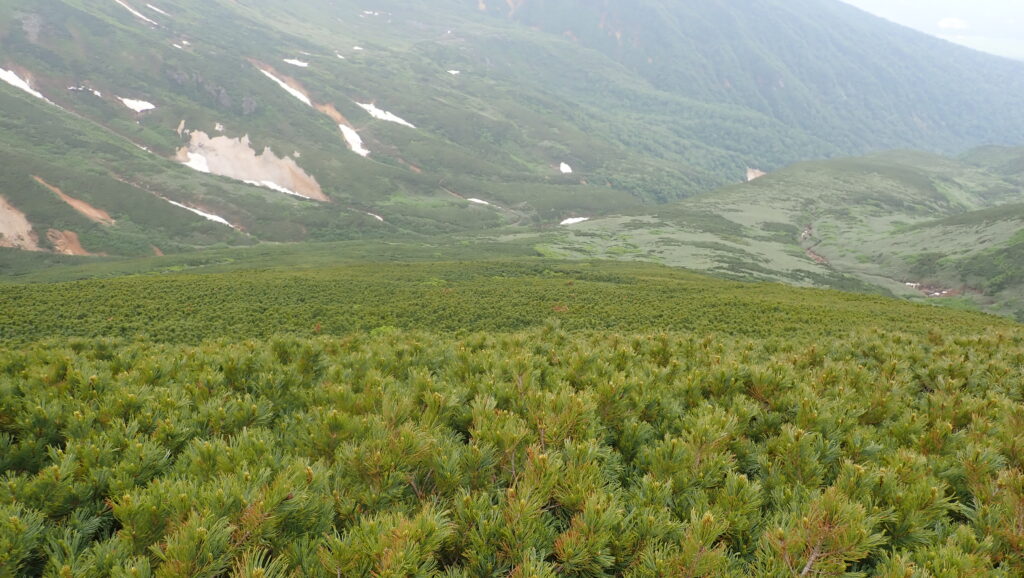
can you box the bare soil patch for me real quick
[177,132,328,201]
[0,195,41,251]
[33,176,116,225]
[46,229,97,256]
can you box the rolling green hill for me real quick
[543,147,1024,318]
[2,0,1024,259]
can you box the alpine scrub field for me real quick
[2,261,1024,576]
[0,261,1012,344]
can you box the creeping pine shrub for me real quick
[2,327,1024,575]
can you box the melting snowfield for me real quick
[118,97,156,112]
[182,152,211,173]
[339,125,370,157]
[68,86,102,98]
[0,196,40,251]
[560,217,590,225]
[164,199,234,227]
[114,0,158,25]
[253,64,372,158]
[146,3,169,16]
[283,59,309,68]
[258,69,312,106]
[467,198,491,206]
[243,180,308,199]
[560,162,573,174]
[1,68,51,103]
[177,131,328,201]
[357,102,415,128]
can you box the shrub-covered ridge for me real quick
[3,325,1024,575]
[0,261,1013,345]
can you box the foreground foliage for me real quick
[3,322,1024,575]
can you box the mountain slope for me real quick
[1,0,1023,260]
[544,147,1024,318]
[475,0,1024,153]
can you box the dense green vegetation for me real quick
[2,304,1023,574]
[0,261,1011,345]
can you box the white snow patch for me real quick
[356,102,415,128]
[243,180,307,199]
[283,58,309,68]
[1,68,50,103]
[165,199,233,227]
[172,43,184,50]
[182,152,210,173]
[68,85,102,98]
[258,69,311,106]
[118,97,156,112]
[335,52,347,60]
[560,217,589,226]
[352,46,364,51]
[559,162,573,174]
[339,125,370,157]
[146,3,169,16]
[467,198,491,206]
[447,70,461,75]
[181,40,190,46]
[366,212,384,222]
[114,0,159,26]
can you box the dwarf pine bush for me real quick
[2,324,1024,575]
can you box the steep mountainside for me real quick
[1,0,1023,259]
[475,0,1024,152]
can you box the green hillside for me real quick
[544,147,1024,318]
[481,0,1024,153]
[1,260,1023,575]
[2,0,1024,258]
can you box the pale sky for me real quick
[842,0,1024,60]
